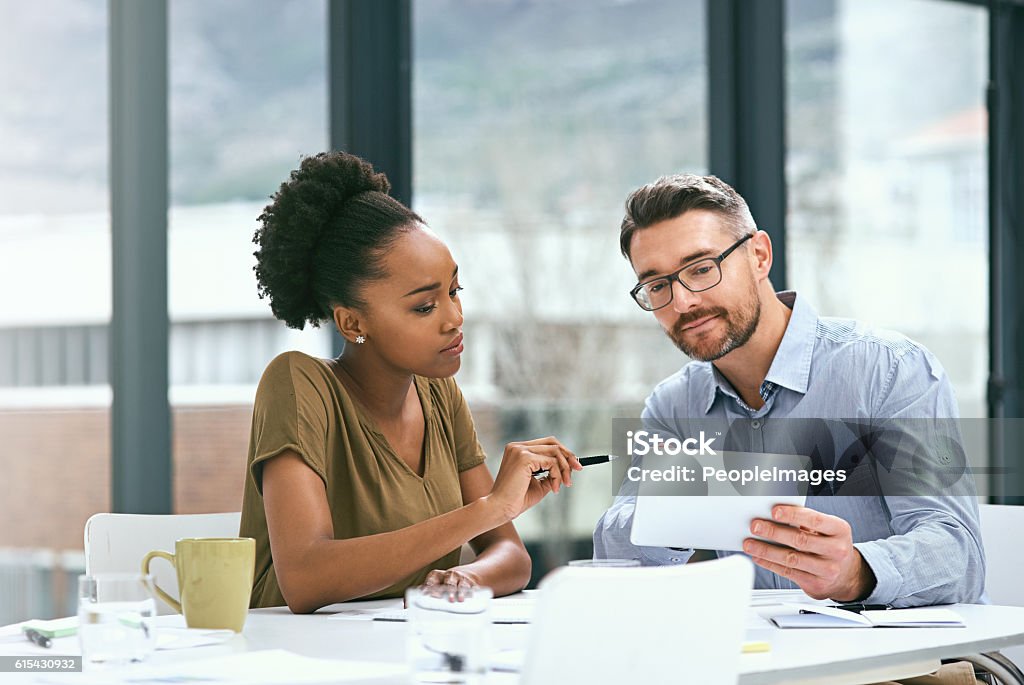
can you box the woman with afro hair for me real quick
[239,151,580,612]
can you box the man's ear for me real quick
[332,305,366,344]
[750,230,773,280]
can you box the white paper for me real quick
[861,608,965,627]
[33,649,408,684]
[749,589,829,607]
[369,604,533,624]
[0,620,29,643]
[330,596,536,624]
[490,648,525,672]
[793,604,874,626]
[146,649,407,683]
[327,607,401,621]
[156,627,236,650]
[770,606,966,629]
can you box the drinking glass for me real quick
[77,573,157,667]
[406,585,492,684]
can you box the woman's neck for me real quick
[333,352,414,419]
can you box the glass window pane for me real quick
[787,0,987,420]
[0,0,107,623]
[413,0,708,570]
[168,0,329,515]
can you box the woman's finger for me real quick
[515,437,580,470]
[556,450,573,486]
[555,443,581,471]
[538,450,574,488]
[533,453,564,492]
[517,436,560,447]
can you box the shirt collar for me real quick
[764,290,816,395]
[701,290,818,414]
[704,366,733,414]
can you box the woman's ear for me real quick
[332,305,366,345]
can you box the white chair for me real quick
[520,555,754,685]
[979,503,1024,670]
[979,503,1024,606]
[84,512,242,615]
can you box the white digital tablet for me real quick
[628,450,813,551]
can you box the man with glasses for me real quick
[594,174,984,607]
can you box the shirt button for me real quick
[751,420,761,429]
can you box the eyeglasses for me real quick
[629,233,754,311]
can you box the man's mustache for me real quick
[670,307,729,338]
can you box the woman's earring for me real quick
[354,335,366,344]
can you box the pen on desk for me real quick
[799,603,890,615]
[532,454,620,480]
[831,603,891,613]
[25,628,52,649]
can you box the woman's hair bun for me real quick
[253,152,420,330]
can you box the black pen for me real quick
[799,603,891,615]
[533,454,620,480]
[25,628,52,649]
[830,603,891,613]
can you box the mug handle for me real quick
[142,550,182,614]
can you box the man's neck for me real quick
[712,292,793,410]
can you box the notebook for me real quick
[770,606,965,629]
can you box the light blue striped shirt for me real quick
[594,291,985,607]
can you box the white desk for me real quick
[4,601,1024,684]
[225,601,1024,684]
[741,603,1024,685]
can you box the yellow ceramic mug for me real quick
[142,537,255,632]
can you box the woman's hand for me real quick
[407,567,483,606]
[485,437,582,522]
[422,566,481,589]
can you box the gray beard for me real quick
[670,298,762,362]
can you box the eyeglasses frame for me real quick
[629,232,756,311]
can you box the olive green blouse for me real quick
[239,351,487,608]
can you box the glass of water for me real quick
[406,585,492,684]
[77,573,157,667]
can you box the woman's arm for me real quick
[262,438,578,613]
[422,463,534,596]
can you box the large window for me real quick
[168,0,329,515]
[0,0,999,617]
[786,0,988,420]
[413,0,708,567]
[0,0,332,623]
[0,0,108,622]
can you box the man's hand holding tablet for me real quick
[744,504,877,602]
